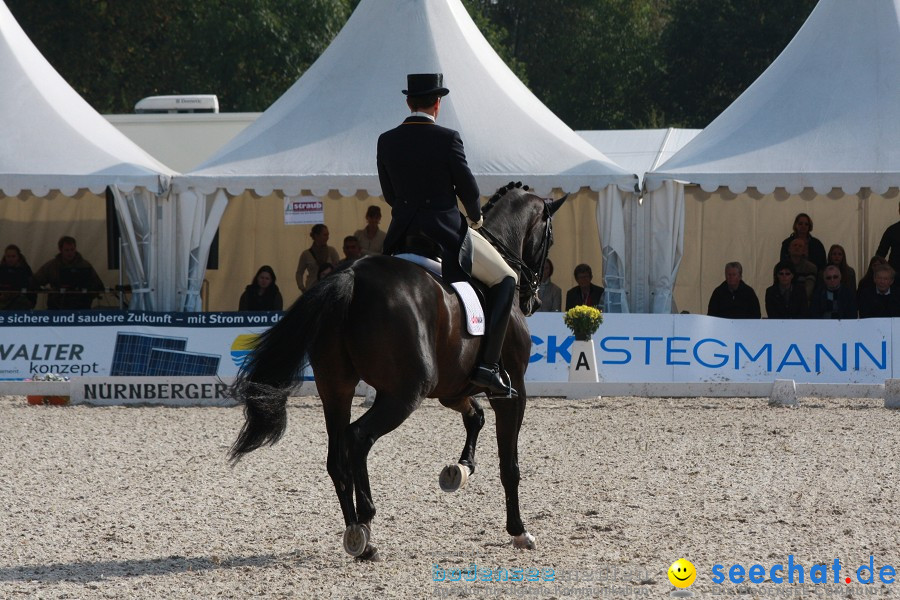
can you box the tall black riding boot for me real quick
[470,276,518,397]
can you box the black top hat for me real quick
[402,73,450,97]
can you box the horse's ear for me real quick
[547,194,568,216]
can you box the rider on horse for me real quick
[377,73,518,397]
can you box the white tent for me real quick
[644,0,900,315]
[174,0,638,312]
[580,129,700,313]
[0,1,176,310]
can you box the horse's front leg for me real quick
[438,395,485,492]
[489,384,535,550]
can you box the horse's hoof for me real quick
[343,523,370,557]
[439,463,469,492]
[355,545,381,562]
[512,531,536,550]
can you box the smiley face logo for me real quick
[668,558,697,588]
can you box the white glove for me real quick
[468,216,484,230]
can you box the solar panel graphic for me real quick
[145,348,221,376]
[110,333,187,376]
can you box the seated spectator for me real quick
[808,265,857,319]
[565,263,604,310]
[857,255,888,300]
[821,244,856,291]
[0,244,35,310]
[858,264,900,318]
[336,236,364,271]
[764,261,807,319]
[786,238,818,302]
[779,212,826,271]
[354,205,386,255]
[296,224,341,293]
[875,200,900,272]
[238,265,283,311]
[707,261,761,319]
[536,259,562,312]
[33,236,104,310]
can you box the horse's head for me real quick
[481,182,568,316]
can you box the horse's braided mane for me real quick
[482,181,530,215]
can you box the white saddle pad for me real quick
[394,253,485,336]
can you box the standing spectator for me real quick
[780,213,827,271]
[336,236,364,271]
[33,236,104,310]
[858,264,900,318]
[786,238,819,302]
[354,205,387,255]
[239,265,283,311]
[707,261,761,319]
[295,224,340,293]
[857,255,889,300]
[876,200,900,272]
[822,244,856,291]
[764,261,807,319]
[809,265,857,319]
[0,244,35,309]
[565,263,604,311]
[536,259,562,312]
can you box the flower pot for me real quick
[568,340,599,383]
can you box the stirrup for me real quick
[470,364,518,397]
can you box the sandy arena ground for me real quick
[1,394,899,599]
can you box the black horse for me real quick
[229,183,567,560]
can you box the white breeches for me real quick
[470,229,517,287]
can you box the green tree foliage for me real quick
[660,0,818,127]
[6,0,351,113]
[6,0,818,128]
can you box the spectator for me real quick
[707,261,761,318]
[0,244,35,309]
[354,205,387,255]
[536,259,562,312]
[809,265,857,319]
[822,243,856,291]
[565,263,604,311]
[876,200,900,272]
[779,213,827,271]
[764,261,807,319]
[239,265,283,311]
[33,236,104,310]
[857,255,889,300]
[336,235,364,271]
[295,224,340,292]
[786,237,818,302]
[858,264,900,318]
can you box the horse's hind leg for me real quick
[438,396,485,492]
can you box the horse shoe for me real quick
[512,531,536,550]
[342,523,371,557]
[438,463,469,492]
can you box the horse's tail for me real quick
[229,269,355,463]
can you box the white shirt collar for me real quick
[410,111,435,122]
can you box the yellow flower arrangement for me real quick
[563,305,603,340]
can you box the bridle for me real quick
[479,200,554,308]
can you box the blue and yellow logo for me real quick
[230,334,260,367]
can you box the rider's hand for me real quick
[468,216,484,230]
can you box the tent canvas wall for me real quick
[645,0,900,315]
[0,1,176,310]
[173,0,637,312]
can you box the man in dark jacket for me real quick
[564,263,604,311]
[707,261,761,318]
[858,264,900,318]
[809,265,857,319]
[33,236,105,309]
[377,73,518,396]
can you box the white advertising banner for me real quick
[0,311,893,385]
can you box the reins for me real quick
[479,191,554,302]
